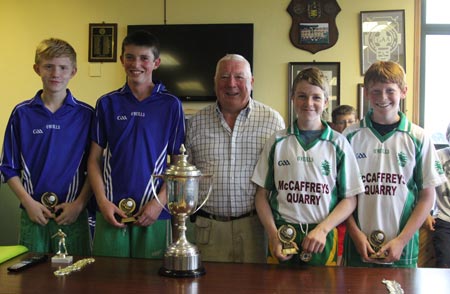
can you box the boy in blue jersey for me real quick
[88,30,185,258]
[0,38,93,255]
[252,67,364,266]
[344,61,445,268]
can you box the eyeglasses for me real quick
[334,119,357,126]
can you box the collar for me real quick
[31,89,76,107]
[362,109,411,133]
[214,98,253,118]
[290,119,333,141]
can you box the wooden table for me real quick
[1,254,449,293]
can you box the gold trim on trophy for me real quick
[41,192,59,216]
[277,224,299,255]
[118,198,137,223]
[368,230,387,259]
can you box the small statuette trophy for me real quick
[368,230,387,259]
[41,192,59,217]
[152,144,212,278]
[277,224,299,255]
[51,229,73,264]
[118,198,137,223]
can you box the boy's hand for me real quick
[98,200,127,228]
[54,202,83,226]
[350,228,376,262]
[375,237,406,264]
[302,226,327,254]
[134,198,163,227]
[423,215,435,231]
[22,199,53,226]
[269,236,293,261]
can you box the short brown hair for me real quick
[331,105,356,123]
[291,67,329,100]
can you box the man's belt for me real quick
[195,209,257,222]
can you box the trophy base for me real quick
[369,252,387,259]
[282,248,298,255]
[51,255,73,264]
[159,266,206,278]
[121,216,137,223]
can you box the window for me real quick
[421,0,450,145]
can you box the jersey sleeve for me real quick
[0,111,22,181]
[167,98,185,156]
[252,132,277,189]
[91,99,108,148]
[416,132,446,189]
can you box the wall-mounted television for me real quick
[127,24,254,102]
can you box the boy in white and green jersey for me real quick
[344,61,445,268]
[252,67,364,266]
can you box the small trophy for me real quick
[368,230,387,259]
[277,224,299,255]
[118,198,137,223]
[51,229,73,264]
[41,192,59,216]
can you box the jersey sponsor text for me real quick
[278,180,329,193]
[287,193,321,205]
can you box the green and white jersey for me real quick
[344,111,445,266]
[252,121,364,225]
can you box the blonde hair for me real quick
[35,38,77,67]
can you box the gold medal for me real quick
[299,251,312,262]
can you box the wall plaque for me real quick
[287,0,341,54]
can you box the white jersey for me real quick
[252,122,364,224]
[344,112,445,242]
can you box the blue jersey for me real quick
[91,83,185,218]
[0,90,94,203]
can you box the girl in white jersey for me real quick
[252,68,364,266]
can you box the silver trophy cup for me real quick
[152,144,212,278]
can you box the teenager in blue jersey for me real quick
[0,38,94,255]
[88,30,185,258]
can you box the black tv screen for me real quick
[127,24,254,101]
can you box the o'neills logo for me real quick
[46,124,60,130]
[131,111,145,117]
[33,129,44,134]
[116,115,127,120]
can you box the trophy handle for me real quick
[193,174,213,214]
[150,174,171,214]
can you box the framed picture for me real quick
[88,23,118,62]
[360,10,406,75]
[288,62,340,126]
[357,83,405,120]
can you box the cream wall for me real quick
[0,0,415,142]
[0,0,416,245]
